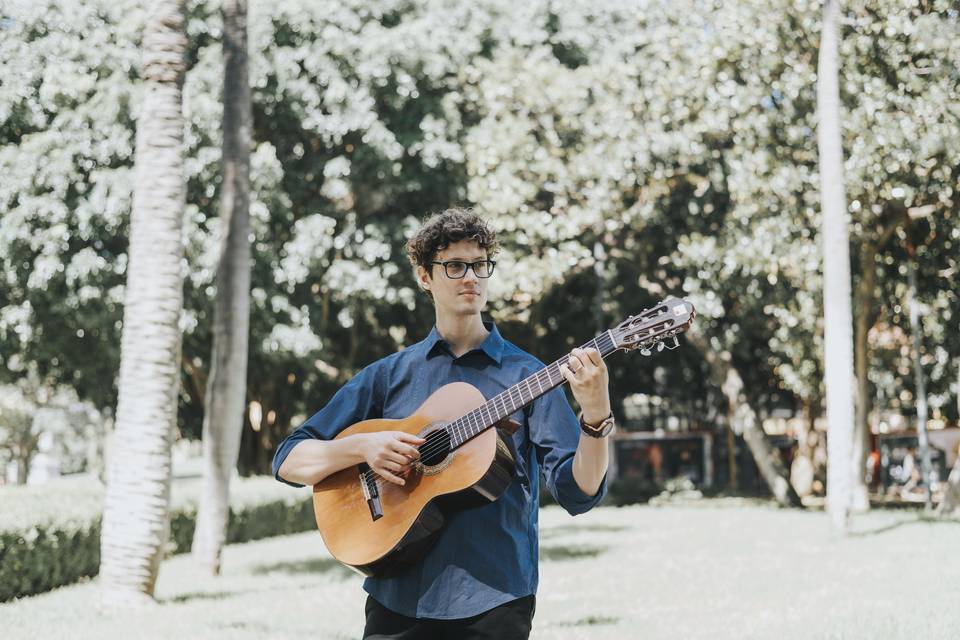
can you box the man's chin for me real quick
[455,302,484,315]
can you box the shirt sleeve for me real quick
[528,385,608,515]
[271,360,386,488]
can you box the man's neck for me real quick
[435,314,489,358]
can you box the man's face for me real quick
[416,239,490,320]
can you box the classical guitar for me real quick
[312,297,696,576]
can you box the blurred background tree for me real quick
[191,0,253,576]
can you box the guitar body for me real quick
[311,382,517,577]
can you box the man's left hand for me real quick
[559,347,611,424]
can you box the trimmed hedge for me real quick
[0,475,314,602]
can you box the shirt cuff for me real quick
[271,437,307,488]
[551,456,608,515]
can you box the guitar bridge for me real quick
[358,463,383,521]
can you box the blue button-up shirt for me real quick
[272,320,607,619]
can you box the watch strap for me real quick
[578,411,615,438]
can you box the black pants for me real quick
[362,594,536,640]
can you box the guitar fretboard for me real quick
[446,330,617,449]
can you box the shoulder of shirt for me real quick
[499,337,546,369]
[366,339,425,370]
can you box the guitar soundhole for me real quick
[420,428,452,467]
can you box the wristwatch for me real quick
[578,411,615,438]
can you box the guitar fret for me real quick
[467,415,474,439]
[447,325,641,453]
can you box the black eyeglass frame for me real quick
[428,259,497,279]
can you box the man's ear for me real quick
[416,265,432,293]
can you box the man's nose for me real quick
[463,265,480,282]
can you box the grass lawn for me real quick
[2,500,958,639]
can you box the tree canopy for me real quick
[1,0,957,474]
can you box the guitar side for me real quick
[312,381,516,576]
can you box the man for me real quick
[272,207,614,639]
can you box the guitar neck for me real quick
[448,330,618,449]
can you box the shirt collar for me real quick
[425,320,504,365]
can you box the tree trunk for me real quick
[906,254,933,510]
[939,455,960,516]
[818,0,856,534]
[851,243,876,512]
[688,333,801,507]
[100,0,188,606]
[726,421,738,491]
[942,362,960,516]
[852,207,907,511]
[192,0,252,575]
[720,362,802,508]
[789,398,817,498]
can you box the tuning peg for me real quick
[656,341,665,352]
[640,347,652,356]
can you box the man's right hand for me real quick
[360,431,425,486]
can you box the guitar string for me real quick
[358,334,617,490]
[355,309,686,495]
[356,320,683,493]
[358,335,614,491]
[359,353,575,492]
[359,336,610,489]
[360,313,690,494]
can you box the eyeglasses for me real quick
[429,259,496,279]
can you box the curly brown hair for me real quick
[405,207,500,270]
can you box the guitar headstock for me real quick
[610,298,696,355]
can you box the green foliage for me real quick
[0,515,102,604]
[0,475,314,601]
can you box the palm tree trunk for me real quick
[100,0,188,606]
[192,0,252,575]
[817,0,856,534]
